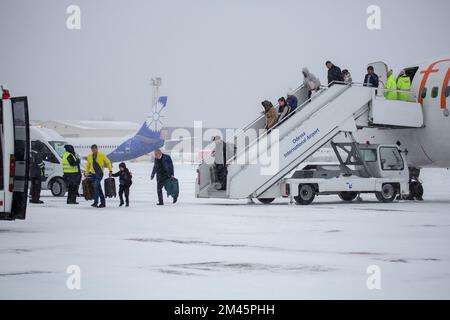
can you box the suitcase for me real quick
[82,178,94,201]
[164,177,179,199]
[104,177,117,198]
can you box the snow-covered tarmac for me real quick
[1,162,450,299]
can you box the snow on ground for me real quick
[1,162,450,299]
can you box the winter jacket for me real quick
[112,168,132,186]
[397,75,412,101]
[212,138,235,165]
[151,154,174,181]
[363,73,379,88]
[286,95,298,112]
[261,101,278,130]
[85,152,112,177]
[327,65,344,84]
[302,68,321,92]
[29,150,45,180]
[343,72,352,83]
[384,74,398,100]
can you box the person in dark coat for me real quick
[363,66,379,88]
[151,149,175,205]
[62,145,82,204]
[29,141,46,204]
[325,61,344,85]
[286,93,298,113]
[112,162,132,207]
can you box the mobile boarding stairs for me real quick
[195,81,423,201]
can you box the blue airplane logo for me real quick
[107,96,168,163]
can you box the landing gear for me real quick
[406,167,424,200]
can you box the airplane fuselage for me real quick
[355,58,450,169]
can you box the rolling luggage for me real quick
[82,178,94,201]
[104,177,117,198]
[164,177,179,199]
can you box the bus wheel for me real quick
[338,191,358,202]
[257,198,275,204]
[50,178,67,197]
[375,183,397,203]
[294,184,315,205]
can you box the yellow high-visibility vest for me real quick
[62,152,79,174]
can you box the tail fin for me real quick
[136,96,168,139]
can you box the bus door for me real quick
[0,96,30,221]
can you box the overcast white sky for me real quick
[1,0,449,128]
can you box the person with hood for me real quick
[302,67,321,99]
[277,97,291,122]
[325,61,344,85]
[29,141,46,204]
[62,144,82,204]
[363,66,380,88]
[342,69,353,83]
[384,69,398,100]
[112,162,132,207]
[151,149,175,205]
[397,70,412,101]
[261,100,278,130]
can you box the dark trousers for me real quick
[93,174,105,205]
[215,164,227,190]
[157,179,166,204]
[30,178,41,202]
[65,173,81,204]
[119,184,130,204]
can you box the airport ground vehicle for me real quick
[283,142,409,205]
[30,127,69,196]
[0,89,31,221]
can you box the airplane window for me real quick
[421,88,427,99]
[445,86,450,98]
[431,87,439,98]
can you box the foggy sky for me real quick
[1,0,449,128]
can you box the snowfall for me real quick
[1,162,450,300]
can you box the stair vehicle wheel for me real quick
[50,178,67,197]
[257,198,275,204]
[375,183,397,203]
[338,191,358,202]
[294,184,316,205]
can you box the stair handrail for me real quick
[227,82,352,165]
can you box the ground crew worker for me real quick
[85,144,113,208]
[29,141,46,204]
[397,70,412,101]
[384,69,398,100]
[62,145,82,205]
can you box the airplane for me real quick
[353,57,450,197]
[68,96,168,162]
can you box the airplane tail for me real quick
[136,96,168,139]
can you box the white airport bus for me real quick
[0,88,31,221]
[30,127,69,197]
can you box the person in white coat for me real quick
[302,68,321,99]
